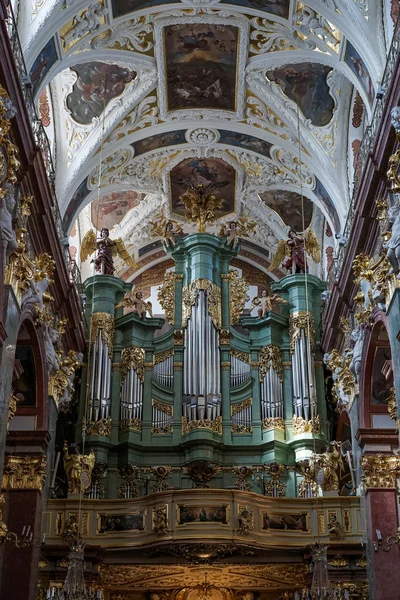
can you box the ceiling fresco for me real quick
[91,190,145,230]
[67,62,136,125]
[170,157,236,218]
[259,190,313,232]
[19,0,387,279]
[266,63,335,127]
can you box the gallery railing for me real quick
[2,0,78,277]
[327,14,400,290]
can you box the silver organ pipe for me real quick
[120,366,143,423]
[261,366,284,420]
[152,354,174,388]
[292,328,316,420]
[151,400,173,434]
[231,400,252,433]
[183,290,221,421]
[230,354,251,387]
[89,330,112,422]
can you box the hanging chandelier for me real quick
[46,541,103,600]
[293,544,349,600]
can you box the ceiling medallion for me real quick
[185,128,219,146]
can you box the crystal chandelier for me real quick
[293,544,350,600]
[46,542,103,599]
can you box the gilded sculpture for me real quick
[80,228,138,275]
[264,462,286,497]
[89,312,115,357]
[323,349,357,410]
[250,288,288,318]
[228,269,249,325]
[179,183,224,233]
[63,442,96,496]
[157,271,175,324]
[311,441,343,492]
[182,278,221,329]
[115,288,153,318]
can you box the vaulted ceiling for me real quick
[17,0,388,281]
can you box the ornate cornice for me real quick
[2,455,46,491]
[361,454,400,489]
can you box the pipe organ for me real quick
[82,234,326,486]
[230,350,251,387]
[183,288,221,421]
[259,345,284,425]
[289,313,317,421]
[88,313,114,422]
[152,352,174,388]
[120,346,144,428]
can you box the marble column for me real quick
[362,454,400,600]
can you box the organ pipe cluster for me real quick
[183,290,221,421]
[89,329,112,422]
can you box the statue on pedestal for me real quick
[270,228,321,273]
[149,209,183,248]
[63,442,95,496]
[80,228,138,275]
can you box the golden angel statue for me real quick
[63,442,96,496]
[115,288,153,319]
[219,217,257,249]
[270,229,321,274]
[250,289,288,318]
[80,228,138,275]
[149,209,184,248]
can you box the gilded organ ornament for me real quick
[182,278,221,329]
[292,415,320,435]
[259,345,283,382]
[179,183,224,233]
[89,312,115,356]
[120,345,145,382]
[228,270,249,326]
[289,312,316,354]
[157,271,175,324]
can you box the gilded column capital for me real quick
[361,454,400,488]
[2,455,47,491]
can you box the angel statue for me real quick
[250,289,288,318]
[80,228,138,275]
[270,229,321,274]
[219,217,257,249]
[115,288,153,319]
[149,209,184,248]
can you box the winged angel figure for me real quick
[80,228,138,275]
[270,229,321,274]
[219,217,257,249]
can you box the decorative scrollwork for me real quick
[262,417,285,431]
[83,416,112,438]
[259,345,283,382]
[182,416,222,436]
[2,455,46,491]
[90,313,115,357]
[182,278,221,330]
[229,270,249,326]
[120,345,145,382]
[292,415,320,435]
[361,454,400,488]
[289,312,315,354]
[157,271,175,324]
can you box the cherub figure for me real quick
[270,228,321,274]
[115,288,153,318]
[149,208,184,248]
[250,289,288,318]
[219,217,257,249]
[80,228,138,275]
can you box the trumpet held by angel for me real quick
[270,228,321,274]
[80,228,138,276]
[115,287,153,319]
